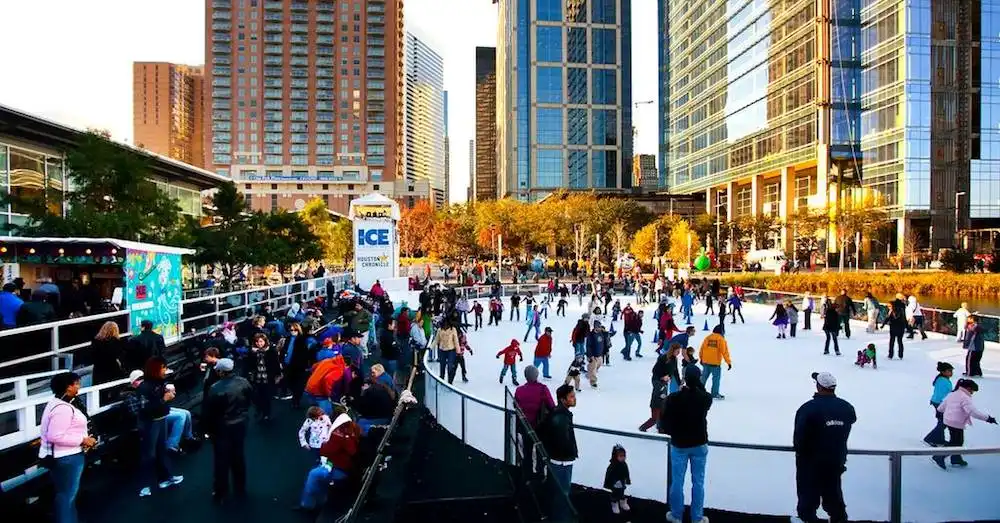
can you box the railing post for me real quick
[665,441,672,505]
[434,377,439,420]
[214,296,220,323]
[889,452,902,523]
[14,378,30,433]
[50,326,61,371]
[461,395,467,444]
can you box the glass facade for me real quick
[973,0,1000,219]
[498,0,632,199]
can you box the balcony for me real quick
[212,0,231,9]
[214,66,232,76]
[316,13,334,22]
[212,10,231,19]
[368,15,385,24]
[212,78,231,87]
[211,22,231,31]
[264,1,283,10]
[290,2,308,11]
[290,13,309,22]
[264,78,283,88]
[368,3,385,14]
[264,11,282,21]
[213,33,232,42]
[264,89,283,98]
[290,34,308,44]
[264,23,283,32]
[290,24,308,33]
[264,67,282,77]
[316,24,334,34]
[264,34,282,43]
[263,57,282,66]
[290,46,309,55]
[265,45,284,55]
[290,56,309,66]
[212,44,232,54]
[212,89,232,98]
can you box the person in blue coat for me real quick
[727,293,744,324]
[923,362,954,446]
[680,290,695,325]
[662,326,696,356]
[0,283,24,329]
[523,305,542,342]
[586,322,611,388]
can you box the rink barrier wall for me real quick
[431,284,1000,523]
[740,287,1000,343]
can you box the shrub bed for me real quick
[718,271,1000,299]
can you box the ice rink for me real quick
[421,291,1000,522]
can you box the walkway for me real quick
[79,401,326,523]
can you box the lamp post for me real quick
[955,191,966,249]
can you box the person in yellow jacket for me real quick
[698,325,731,399]
[433,320,461,384]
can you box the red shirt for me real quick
[534,334,553,358]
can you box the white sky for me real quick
[0,0,658,202]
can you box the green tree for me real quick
[398,200,436,257]
[834,196,890,271]
[299,198,339,262]
[5,131,181,242]
[739,214,780,250]
[328,218,354,267]
[666,220,700,267]
[188,182,261,288]
[786,206,830,257]
[258,211,322,275]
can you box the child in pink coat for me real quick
[933,379,997,469]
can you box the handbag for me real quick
[39,442,56,469]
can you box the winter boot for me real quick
[619,498,630,512]
[932,455,947,470]
[951,457,969,467]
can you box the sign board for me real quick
[353,205,394,220]
[2,263,19,284]
[349,195,401,290]
[125,250,183,344]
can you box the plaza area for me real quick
[430,293,1000,522]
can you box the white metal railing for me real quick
[0,274,351,374]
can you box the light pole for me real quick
[955,191,966,249]
[687,231,692,269]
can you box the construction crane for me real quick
[632,100,655,138]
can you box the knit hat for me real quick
[128,370,144,384]
[524,365,539,383]
[215,358,235,372]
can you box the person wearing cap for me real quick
[203,357,253,502]
[341,329,365,370]
[659,365,713,523]
[933,378,997,469]
[793,372,857,523]
[496,339,524,386]
[533,326,554,379]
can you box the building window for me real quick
[568,108,588,145]
[592,69,616,105]
[591,150,618,188]
[537,0,562,21]
[567,27,587,63]
[566,0,587,23]
[569,150,588,188]
[567,67,587,104]
[591,28,616,65]
[537,67,563,103]
[764,182,780,217]
[536,108,563,145]
[536,149,564,188]
[592,109,617,146]
[270,193,278,212]
[536,26,562,62]
[736,186,752,217]
[794,176,812,209]
[591,0,616,24]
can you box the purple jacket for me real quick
[514,382,555,429]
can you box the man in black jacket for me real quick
[203,358,254,502]
[540,384,577,520]
[881,294,907,359]
[834,290,857,339]
[125,320,167,371]
[793,372,856,523]
[659,365,713,523]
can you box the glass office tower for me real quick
[661,0,1000,254]
[496,0,633,202]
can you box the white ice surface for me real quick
[421,293,1000,522]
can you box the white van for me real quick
[745,249,787,273]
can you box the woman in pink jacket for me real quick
[39,372,98,523]
[934,379,997,469]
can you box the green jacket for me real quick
[345,309,371,333]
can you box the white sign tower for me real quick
[348,193,402,291]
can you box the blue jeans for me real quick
[138,417,173,488]
[701,364,722,397]
[165,408,193,450]
[300,465,348,509]
[622,333,641,357]
[668,378,680,394]
[50,452,85,523]
[533,356,551,378]
[358,417,391,436]
[500,363,518,382]
[438,350,457,382]
[549,462,573,520]
[573,341,585,357]
[524,323,540,341]
[924,403,946,445]
[670,444,708,522]
[384,359,398,381]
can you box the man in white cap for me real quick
[203,358,253,502]
[793,372,857,523]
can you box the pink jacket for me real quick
[39,398,88,458]
[937,389,991,429]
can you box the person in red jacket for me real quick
[533,327,554,379]
[496,339,524,386]
[296,405,361,511]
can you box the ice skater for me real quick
[854,343,877,369]
[496,339,523,386]
[472,301,484,330]
[923,362,953,447]
[564,354,584,391]
[727,292,744,324]
[822,302,842,356]
[769,302,789,339]
[932,379,997,469]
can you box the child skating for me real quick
[496,339,524,386]
[933,379,997,469]
[923,362,954,447]
[603,444,631,516]
[855,343,877,369]
[472,301,484,330]
[769,302,789,339]
[565,354,585,391]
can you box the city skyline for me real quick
[0,0,659,203]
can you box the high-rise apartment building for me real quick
[633,154,657,190]
[133,62,205,167]
[496,0,633,201]
[468,139,475,202]
[660,0,1000,254]
[444,90,450,207]
[474,46,497,202]
[204,0,421,215]
[402,30,446,209]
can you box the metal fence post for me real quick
[889,452,902,523]
[434,378,439,420]
[50,326,61,371]
[461,396,467,444]
[665,442,672,504]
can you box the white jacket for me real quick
[906,296,923,320]
[802,296,814,311]
[955,307,970,330]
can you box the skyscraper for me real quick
[444,90,450,207]
[660,0,999,255]
[468,139,475,202]
[633,154,656,190]
[402,30,446,209]
[204,0,418,215]
[496,0,633,201]
[133,62,205,167]
[474,46,497,202]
